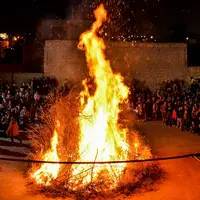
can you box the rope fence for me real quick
[0,153,199,164]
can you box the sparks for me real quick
[70,4,130,189]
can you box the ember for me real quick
[29,4,152,196]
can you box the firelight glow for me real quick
[31,120,61,186]
[31,4,133,189]
[70,4,130,189]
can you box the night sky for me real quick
[0,0,200,37]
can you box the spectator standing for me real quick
[137,101,143,119]
[161,102,167,125]
[1,112,10,135]
[144,98,152,121]
[34,91,40,104]
[177,106,183,129]
[172,108,177,127]
[181,105,189,131]
[191,107,197,133]
[166,109,172,126]
[6,116,22,144]
[20,107,29,129]
[30,104,36,123]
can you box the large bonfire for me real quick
[28,4,155,197]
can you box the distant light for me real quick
[186,37,189,40]
[0,33,8,40]
[150,36,154,39]
[13,36,17,41]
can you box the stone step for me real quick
[0,137,30,145]
[0,130,29,133]
[0,147,27,158]
[0,137,30,157]
[0,154,26,160]
[0,146,30,155]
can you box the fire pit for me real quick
[26,4,162,199]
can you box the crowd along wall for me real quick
[44,40,188,89]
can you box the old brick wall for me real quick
[44,40,188,88]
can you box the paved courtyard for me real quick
[0,121,200,200]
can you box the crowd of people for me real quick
[131,78,200,134]
[0,76,59,134]
[1,75,200,141]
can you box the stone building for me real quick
[36,19,91,41]
[44,41,188,89]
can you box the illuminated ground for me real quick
[1,121,200,200]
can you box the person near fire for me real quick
[6,116,22,144]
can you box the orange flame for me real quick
[31,120,61,186]
[70,4,130,189]
[31,4,132,189]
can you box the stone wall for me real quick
[187,67,200,78]
[0,73,43,85]
[44,40,188,88]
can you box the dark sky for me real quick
[0,0,200,35]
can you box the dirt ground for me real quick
[1,121,200,200]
